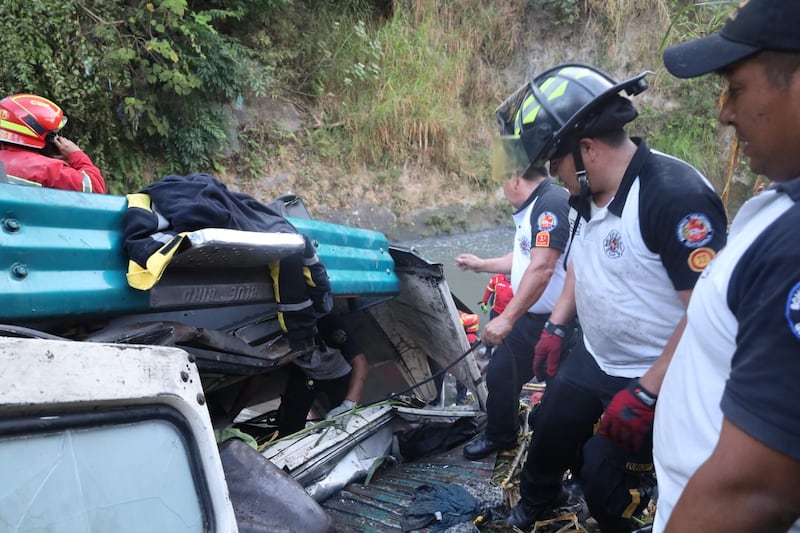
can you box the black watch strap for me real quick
[544,320,568,338]
[631,380,658,407]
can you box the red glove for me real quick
[599,379,657,453]
[532,321,567,381]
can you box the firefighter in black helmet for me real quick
[504,64,728,532]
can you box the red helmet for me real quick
[459,311,480,333]
[0,94,67,150]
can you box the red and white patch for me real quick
[535,231,551,247]
[677,213,713,248]
[687,247,716,272]
[537,211,558,231]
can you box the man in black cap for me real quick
[605,1,800,531]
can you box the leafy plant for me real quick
[542,0,583,26]
[0,0,288,191]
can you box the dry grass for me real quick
[227,0,748,232]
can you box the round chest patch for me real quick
[687,247,716,272]
[676,213,714,248]
[537,211,558,231]
[786,282,800,341]
[518,234,531,255]
[332,328,347,345]
[603,230,624,258]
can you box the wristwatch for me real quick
[543,320,568,338]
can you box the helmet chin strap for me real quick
[572,143,592,221]
[561,143,592,271]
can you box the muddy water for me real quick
[403,227,515,327]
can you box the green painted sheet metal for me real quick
[0,184,398,322]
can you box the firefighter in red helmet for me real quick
[0,94,106,193]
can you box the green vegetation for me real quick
[1,0,749,226]
[1,0,289,193]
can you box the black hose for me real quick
[384,340,483,401]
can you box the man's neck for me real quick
[590,139,637,208]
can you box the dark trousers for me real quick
[277,364,351,436]
[483,312,548,445]
[519,336,653,533]
[482,310,501,358]
[268,235,333,345]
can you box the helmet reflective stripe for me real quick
[0,118,35,136]
[514,77,569,134]
[0,94,66,150]
[558,66,593,79]
[499,63,650,177]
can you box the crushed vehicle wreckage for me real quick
[0,177,516,531]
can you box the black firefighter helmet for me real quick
[492,63,651,181]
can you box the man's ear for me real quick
[580,138,597,161]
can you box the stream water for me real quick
[402,227,515,328]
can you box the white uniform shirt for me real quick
[654,180,800,532]
[510,178,571,314]
[569,140,727,378]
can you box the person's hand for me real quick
[532,321,568,381]
[481,314,512,346]
[599,379,657,453]
[478,301,488,313]
[455,253,482,272]
[53,135,81,157]
[326,399,356,429]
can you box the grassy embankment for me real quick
[236,0,752,237]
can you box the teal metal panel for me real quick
[288,217,399,297]
[0,184,148,320]
[0,184,398,323]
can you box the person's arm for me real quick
[54,136,106,193]
[343,353,368,404]
[664,418,800,532]
[481,247,561,345]
[546,260,577,326]
[531,261,577,381]
[481,278,495,306]
[455,252,512,275]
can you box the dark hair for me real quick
[592,128,628,148]
[521,165,548,181]
[757,51,800,89]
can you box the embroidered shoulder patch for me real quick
[537,211,558,231]
[687,247,716,273]
[676,213,713,248]
[535,231,551,247]
[786,282,800,341]
[603,230,624,258]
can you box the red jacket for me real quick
[0,145,106,193]
[482,273,513,314]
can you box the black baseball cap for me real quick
[663,0,800,79]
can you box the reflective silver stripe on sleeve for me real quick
[277,299,314,312]
[81,171,92,193]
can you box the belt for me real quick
[526,312,551,320]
